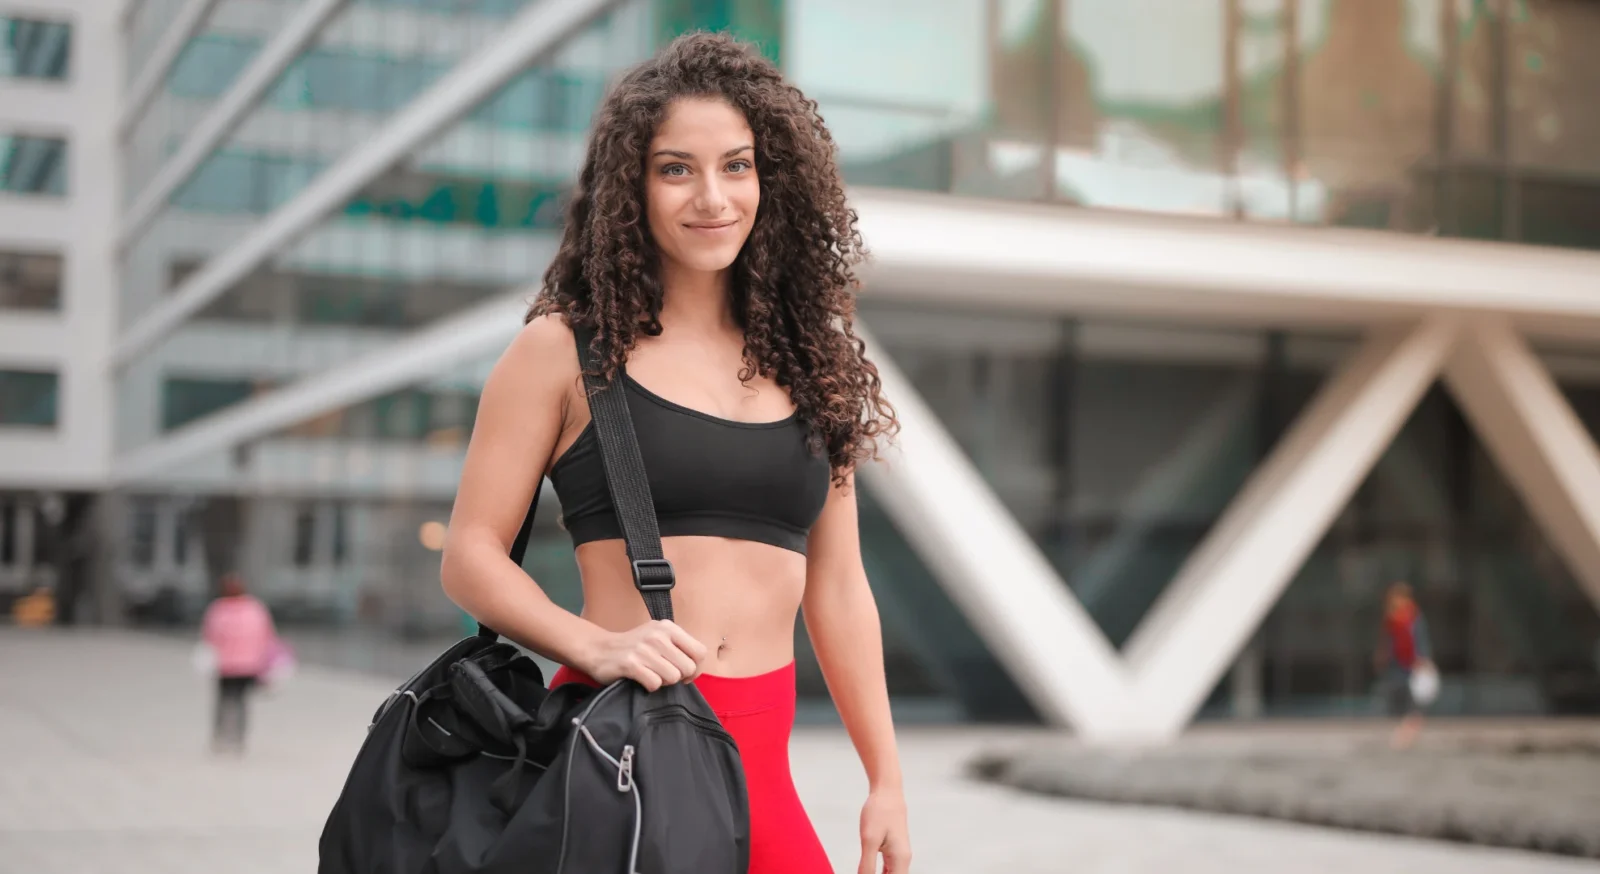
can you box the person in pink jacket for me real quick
[200,573,278,753]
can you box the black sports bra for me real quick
[547,372,831,556]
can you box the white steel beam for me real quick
[111,0,628,368]
[120,0,147,30]
[851,188,1600,334]
[119,0,349,248]
[117,0,220,139]
[1118,317,1461,743]
[113,290,528,486]
[854,325,1132,740]
[1444,318,1600,610]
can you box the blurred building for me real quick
[3,0,1600,743]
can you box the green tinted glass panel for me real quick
[163,378,260,432]
[0,135,66,196]
[0,369,58,427]
[1,15,70,80]
[656,0,783,65]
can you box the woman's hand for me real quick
[857,787,911,874]
[577,619,708,690]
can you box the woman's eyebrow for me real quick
[650,145,754,160]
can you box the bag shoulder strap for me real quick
[571,323,675,622]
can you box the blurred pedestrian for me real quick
[1375,581,1435,750]
[199,572,278,754]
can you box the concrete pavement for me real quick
[2,627,1596,874]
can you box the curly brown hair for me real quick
[525,31,897,486]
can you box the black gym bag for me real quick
[317,325,751,874]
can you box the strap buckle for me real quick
[630,558,675,592]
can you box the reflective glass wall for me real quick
[792,0,1600,252]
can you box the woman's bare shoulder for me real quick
[483,313,579,394]
[509,312,579,369]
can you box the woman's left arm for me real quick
[803,470,911,873]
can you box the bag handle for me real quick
[570,323,675,622]
[475,320,674,640]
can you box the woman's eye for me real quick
[661,164,689,177]
[727,159,751,173]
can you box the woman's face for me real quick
[644,97,760,278]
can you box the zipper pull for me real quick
[616,744,635,792]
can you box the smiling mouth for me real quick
[686,221,737,230]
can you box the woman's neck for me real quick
[657,261,736,335]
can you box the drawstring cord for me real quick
[575,721,643,874]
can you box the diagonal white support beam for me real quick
[121,0,148,29]
[118,0,350,250]
[111,0,628,369]
[118,0,220,140]
[113,290,529,486]
[1118,317,1461,743]
[1444,318,1600,610]
[854,326,1131,740]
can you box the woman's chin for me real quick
[669,248,744,275]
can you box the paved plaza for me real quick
[2,628,1597,874]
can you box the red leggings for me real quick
[549,660,832,874]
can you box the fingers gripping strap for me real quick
[573,324,675,622]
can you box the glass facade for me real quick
[1237,380,1600,719]
[2,14,71,80]
[115,0,648,452]
[124,0,312,214]
[788,0,1600,252]
[126,0,199,85]
[1,135,67,196]
[109,0,1600,721]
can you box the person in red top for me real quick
[200,572,278,754]
[1376,581,1434,750]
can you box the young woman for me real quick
[440,31,911,874]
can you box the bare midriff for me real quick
[572,535,807,678]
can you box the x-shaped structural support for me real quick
[859,316,1600,745]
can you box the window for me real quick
[330,502,348,566]
[167,33,258,99]
[0,499,16,565]
[173,508,190,565]
[128,497,157,568]
[1,16,71,81]
[292,504,316,568]
[0,250,62,310]
[161,377,266,432]
[0,369,58,427]
[0,134,67,196]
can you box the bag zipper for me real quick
[555,686,732,874]
[555,680,624,874]
[627,705,735,747]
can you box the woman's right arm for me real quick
[439,314,706,687]
[440,314,604,669]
